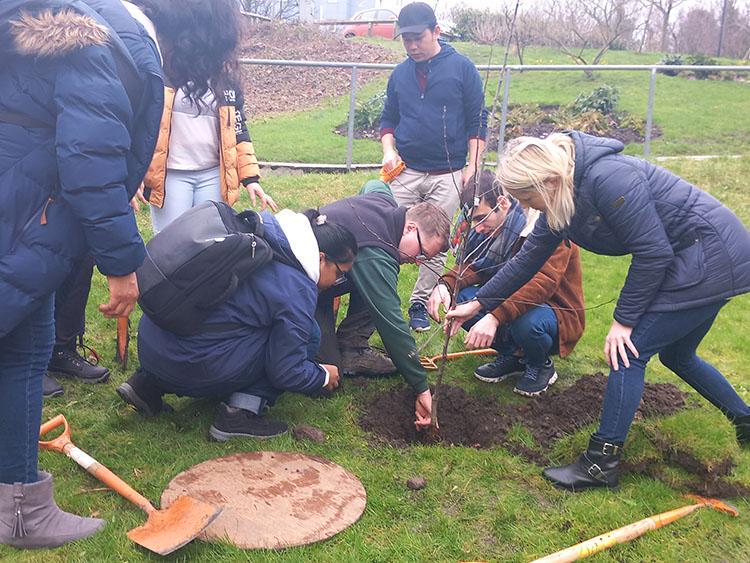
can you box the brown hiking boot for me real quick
[341,347,396,377]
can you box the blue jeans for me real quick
[595,300,750,444]
[150,166,222,234]
[0,295,54,484]
[457,286,559,367]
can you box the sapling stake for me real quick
[427,0,521,432]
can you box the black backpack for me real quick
[137,200,274,335]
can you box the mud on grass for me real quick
[360,373,748,496]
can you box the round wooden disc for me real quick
[161,451,366,549]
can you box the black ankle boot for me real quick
[542,436,622,492]
[733,414,750,446]
[116,369,171,417]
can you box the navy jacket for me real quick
[138,212,326,397]
[0,0,163,337]
[380,41,488,172]
[476,132,750,326]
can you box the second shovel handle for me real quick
[64,444,156,515]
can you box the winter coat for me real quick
[143,87,261,208]
[442,205,585,357]
[380,40,488,172]
[0,0,163,338]
[476,132,750,327]
[138,211,326,396]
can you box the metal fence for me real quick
[238,58,750,170]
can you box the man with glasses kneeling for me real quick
[316,179,451,429]
[427,171,585,397]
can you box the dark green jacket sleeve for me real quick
[348,246,429,393]
[359,179,395,199]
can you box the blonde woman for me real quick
[447,131,750,492]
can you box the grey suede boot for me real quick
[0,471,104,549]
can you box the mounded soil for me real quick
[359,373,748,496]
[238,20,398,118]
[360,373,685,451]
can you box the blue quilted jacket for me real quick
[0,0,163,337]
[477,132,750,326]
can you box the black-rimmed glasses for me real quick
[415,228,428,262]
[333,262,348,286]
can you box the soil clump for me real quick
[292,425,327,443]
[406,476,427,490]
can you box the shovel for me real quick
[115,316,130,369]
[532,494,738,562]
[39,415,221,556]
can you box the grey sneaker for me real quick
[43,374,64,399]
[341,347,396,377]
[474,354,525,383]
[208,403,288,441]
[514,360,558,397]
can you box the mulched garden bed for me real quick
[238,20,398,118]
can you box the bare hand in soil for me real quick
[427,284,451,322]
[406,476,427,490]
[604,319,639,370]
[322,364,340,391]
[465,314,499,349]
[415,390,433,429]
[445,301,482,335]
[292,425,326,443]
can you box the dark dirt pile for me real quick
[237,20,398,118]
[360,373,685,451]
[360,373,749,496]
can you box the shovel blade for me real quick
[127,495,220,556]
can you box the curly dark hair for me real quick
[134,0,240,110]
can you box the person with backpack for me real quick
[447,132,750,492]
[133,0,276,233]
[116,209,357,441]
[0,0,163,549]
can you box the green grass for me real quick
[4,157,750,561]
[251,42,750,164]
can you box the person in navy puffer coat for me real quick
[0,0,163,549]
[447,132,750,492]
[119,210,357,442]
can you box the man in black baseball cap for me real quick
[380,1,488,334]
[395,1,437,38]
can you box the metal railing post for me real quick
[497,67,511,163]
[346,66,358,170]
[644,67,657,159]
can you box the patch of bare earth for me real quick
[359,373,749,496]
[237,20,399,118]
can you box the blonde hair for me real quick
[497,134,576,232]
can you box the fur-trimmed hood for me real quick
[2,2,109,59]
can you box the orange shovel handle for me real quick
[39,415,155,514]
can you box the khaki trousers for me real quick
[389,167,462,305]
